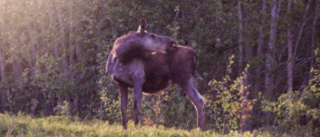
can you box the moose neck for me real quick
[115,39,151,63]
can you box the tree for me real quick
[266,0,281,94]
[287,0,293,96]
[311,0,319,78]
[256,0,266,94]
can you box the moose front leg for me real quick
[118,84,128,129]
[133,80,143,126]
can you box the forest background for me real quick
[0,0,320,135]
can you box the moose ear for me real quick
[137,18,146,34]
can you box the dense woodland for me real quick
[0,0,319,135]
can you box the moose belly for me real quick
[142,73,172,94]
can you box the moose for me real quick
[106,19,205,130]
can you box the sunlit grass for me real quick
[0,113,292,137]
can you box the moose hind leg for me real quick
[133,81,143,126]
[182,78,205,131]
[118,84,128,129]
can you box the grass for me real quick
[0,113,291,137]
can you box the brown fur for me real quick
[106,19,204,131]
[108,19,177,64]
[106,46,205,130]
[142,46,197,93]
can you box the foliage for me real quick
[206,55,256,133]
[0,0,319,134]
[262,60,320,136]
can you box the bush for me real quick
[262,61,320,136]
[206,55,255,133]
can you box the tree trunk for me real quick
[27,23,41,76]
[238,0,244,74]
[57,2,69,78]
[256,0,266,94]
[244,6,252,93]
[290,0,311,92]
[287,0,293,96]
[0,47,8,112]
[12,60,22,81]
[293,0,311,58]
[265,0,280,94]
[46,0,59,116]
[215,0,222,47]
[73,95,79,115]
[50,1,60,60]
[237,0,249,132]
[68,0,75,65]
[0,0,9,112]
[311,1,319,78]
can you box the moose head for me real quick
[112,19,177,63]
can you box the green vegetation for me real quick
[0,0,320,136]
[0,113,294,137]
[0,113,215,137]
